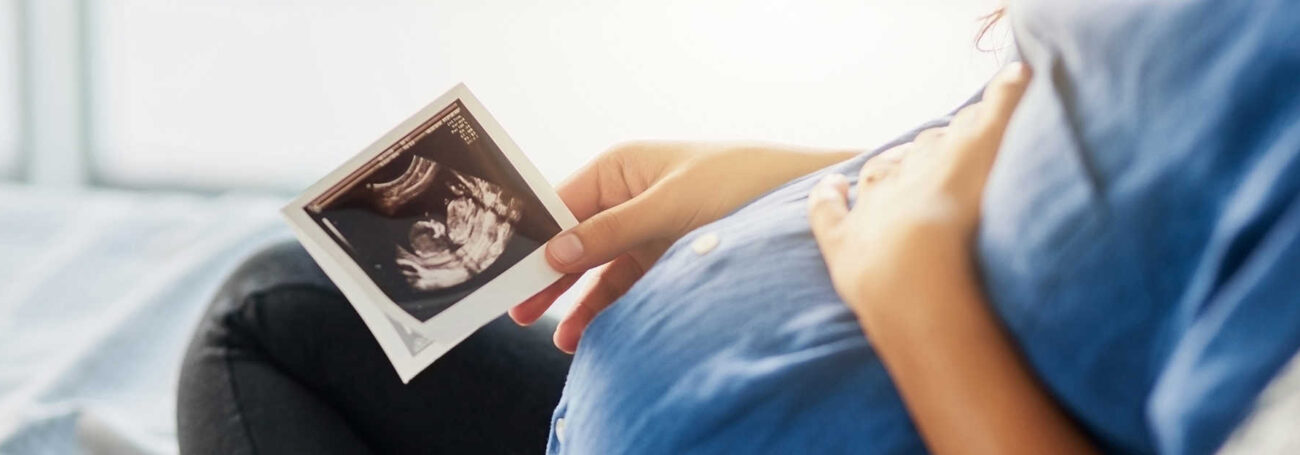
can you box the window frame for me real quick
[0,0,23,180]
[10,0,97,187]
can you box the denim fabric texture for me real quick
[549,1,1300,454]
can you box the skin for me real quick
[511,62,1097,453]
[510,141,858,350]
[808,63,1096,454]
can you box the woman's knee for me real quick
[207,241,352,340]
[180,240,353,382]
[216,241,334,304]
[182,240,343,362]
[178,241,365,454]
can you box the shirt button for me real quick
[691,232,720,255]
[555,417,567,443]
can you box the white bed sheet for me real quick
[0,184,290,454]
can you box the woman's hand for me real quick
[807,62,1030,321]
[512,141,857,352]
[806,64,1095,455]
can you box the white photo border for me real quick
[282,83,578,383]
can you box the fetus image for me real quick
[305,101,560,321]
[382,158,524,291]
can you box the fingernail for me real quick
[819,173,847,187]
[549,232,584,265]
[1003,61,1030,80]
[811,187,835,202]
[812,175,845,201]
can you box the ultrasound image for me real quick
[390,161,523,291]
[305,101,560,322]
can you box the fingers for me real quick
[871,143,911,166]
[509,273,580,326]
[913,127,947,146]
[980,62,1032,131]
[546,185,675,273]
[547,143,681,273]
[948,62,1031,170]
[907,128,947,164]
[526,149,630,323]
[951,104,983,128]
[553,255,645,353]
[555,154,624,222]
[807,173,851,246]
[858,163,896,186]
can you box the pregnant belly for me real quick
[549,165,928,454]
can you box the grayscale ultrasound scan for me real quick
[305,102,560,321]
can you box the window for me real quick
[0,0,19,178]
[90,0,1003,191]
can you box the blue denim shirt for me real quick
[549,1,1300,453]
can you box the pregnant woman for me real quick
[178,1,1300,453]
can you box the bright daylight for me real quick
[2,0,1298,454]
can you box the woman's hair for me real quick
[976,8,1007,51]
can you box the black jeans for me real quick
[177,241,571,454]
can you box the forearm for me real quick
[851,235,1096,455]
[660,143,858,230]
[730,143,858,179]
[721,143,858,196]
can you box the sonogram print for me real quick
[367,155,440,217]
[305,101,561,322]
[387,160,524,291]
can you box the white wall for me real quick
[91,0,1006,191]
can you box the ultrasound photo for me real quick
[305,101,561,322]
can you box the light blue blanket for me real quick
[0,184,289,454]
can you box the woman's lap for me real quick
[177,241,570,454]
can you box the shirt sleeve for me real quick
[1146,173,1300,455]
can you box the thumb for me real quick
[546,189,673,272]
[980,62,1032,134]
[807,173,851,245]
